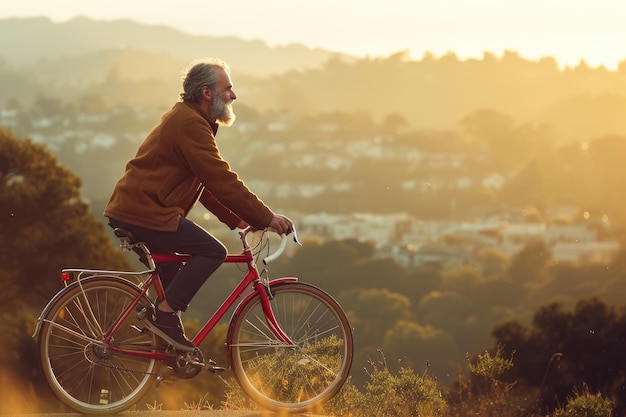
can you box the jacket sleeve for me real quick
[198,188,243,229]
[178,117,274,230]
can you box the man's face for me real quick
[210,68,237,126]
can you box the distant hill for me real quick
[0,16,343,76]
[2,16,626,141]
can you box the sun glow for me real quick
[1,0,625,70]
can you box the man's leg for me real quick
[107,217,227,350]
[159,217,227,311]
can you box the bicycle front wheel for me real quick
[228,282,353,412]
[38,277,159,414]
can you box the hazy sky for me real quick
[3,0,626,69]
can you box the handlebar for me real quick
[263,226,302,265]
[239,226,302,265]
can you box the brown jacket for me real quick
[104,101,274,231]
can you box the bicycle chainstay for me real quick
[84,341,207,379]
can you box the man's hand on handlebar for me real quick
[268,214,294,235]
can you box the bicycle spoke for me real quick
[229,282,352,412]
[45,319,101,344]
[40,277,159,413]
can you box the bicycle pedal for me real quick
[189,360,205,369]
[204,358,225,371]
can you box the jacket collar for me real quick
[181,101,219,135]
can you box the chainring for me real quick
[167,348,205,379]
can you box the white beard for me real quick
[211,94,236,126]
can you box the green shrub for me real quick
[360,367,447,417]
[322,351,447,417]
[322,377,364,416]
[553,391,613,417]
[221,348,447,416]
[447,346,531,417]
[468,346,514,381]
[220,377,257,411]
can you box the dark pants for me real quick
[108,217,227,312]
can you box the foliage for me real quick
[274,238,379,296]
[492,297,626,415]
[338,351,447,417]
[221,333,346,411]
[145,400,163,411]
[0,128,134,414]
[553,391,613,417]
[357,362,447,417]
[0,310,44,414]
[221,349,448,417]
[220,377,258,411]
[468,346,514,380]
[506,240,552,285]
[182,393,215,411]
[342,287,412,338]
[0,128,131,312]
[320,377,364,416]
[317,350,448,417]
[381,320,459,379]
[447,347,531,417]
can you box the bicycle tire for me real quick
[38,276,159,414]
[228,282,353,412]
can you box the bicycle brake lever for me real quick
[291,227,302,246]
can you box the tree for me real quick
[500,160,549,209]
[0,128,131,312]
[381,320,459,381]
[382,112,409,133]
[507,240,552,286]
[460,108,515,152]
[274,238,376,297]
[343,288,412,332]
[459,108,554,171]
[341,287,413,387]
[418,291,473,331]
[491,297,626,415]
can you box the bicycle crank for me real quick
[167,348,226,379]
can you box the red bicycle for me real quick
[33,227,353,414]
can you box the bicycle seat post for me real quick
[114,227,156,270]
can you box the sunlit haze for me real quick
[3,0,626,70]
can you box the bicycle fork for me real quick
[254,280,295,346]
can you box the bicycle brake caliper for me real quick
[260,270,274,300]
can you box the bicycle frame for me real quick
[52,230,299,365]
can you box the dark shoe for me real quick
[142,304,196,352]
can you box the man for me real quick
[104,58,293,351]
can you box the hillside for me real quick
[0,16,340,75]
[2,17,626,139]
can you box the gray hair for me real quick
[179,58,230,102]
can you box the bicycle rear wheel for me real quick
[228,282,353,412]
[38,277,159,414]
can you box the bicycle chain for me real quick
[85,343,205,380]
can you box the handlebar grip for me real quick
[263,233,289,265]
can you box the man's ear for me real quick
[202,86,212,101]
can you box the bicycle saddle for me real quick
[113,227,138,243]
